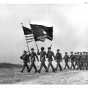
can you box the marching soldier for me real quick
[28,48,39,73]
[37,47,48,73]
[20,50,30,72]
[46,47,55,72]
[82,52,86,70]
[85,52,88,70]
[86,52,88,70]
[55,49,62,71]
[70,52,75,70]
[75,52,80,70]
[63,52,70,70]
[79,52,83,70]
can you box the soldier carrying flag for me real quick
[28,48,39,73]
[21,22,54,73]
[37,47,48,73]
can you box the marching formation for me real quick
[20,23,88,73]
[20,47,88,73]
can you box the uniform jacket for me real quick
[55,53,62,62]
[29,52,39,62]
[37,51,46,62]
[63,55,69,62]
[46,51,54,61]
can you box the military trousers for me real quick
[75,60,80,70]
[71,61,75,69]
[48,60,55,72]
[21,62,29,72]
[64,61,69,69]
[38,61,48,73]
[56,61,62,71]
[28,61,38,72]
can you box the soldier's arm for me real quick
[45,51,47,58]
[35,53,39,61]
[52,52,55,60]
[46,52,48,58]
[37,50,40,55]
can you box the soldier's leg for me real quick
[79,62,81,70]
[21,63,26,72]
[43,62,48,72]
[33,62,38,72]
[50,61,55,72]
[66,62,69,69]
[76,61,79,70]
[64,61,69,69]
[75,61,78,70]
[48,61,51,72]
[87,62,88,70]
[85,62,87,70]
[55,61,59,71]
[26,63,30,72]
[70,61,73,69]
[28,62,33,72]
[81,62,83,70]
[74,61,76,68]
[80,62,82,70]
[58,62,62,71]
[64,61,67,69]
[38,62,43,73]
[72,62,75,69]
[71,61,75,69]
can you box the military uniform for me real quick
[38,48,48,73]
[20,51,30,72]
[46,47,55,72]
[55,49,62,71]
[78,52,83,70]
[86,52,88,70]
[82,52,86,70]
[63,52,70,69]
[70,52,75,70]
[74,53,80,70]
[28,48,39,73]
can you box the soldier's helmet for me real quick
[65,52,68,54]
[74,52,77,55]
[24,50,27,53]
[70,51,73,54]
[31,48,34,50]
[77,52,79,54]
[41,47,44,50]
[48,47,51,49]
[57,49,60,51]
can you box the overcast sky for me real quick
[0,4,88,63]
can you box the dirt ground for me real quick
[1,67,88,84]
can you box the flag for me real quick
[22,26,34,43]
[44,26,53,40]
[30,24,53,42]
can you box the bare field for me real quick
[0,63,88,84]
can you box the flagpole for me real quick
[28,20,39,51]
[35,41,39,51]
[21,22,30,52]
[26,40,30,52]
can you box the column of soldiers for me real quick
[20,47,88,73]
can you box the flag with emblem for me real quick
[22,26,34,43]
[30,24,53,42]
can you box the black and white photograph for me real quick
[0,0,88,85]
